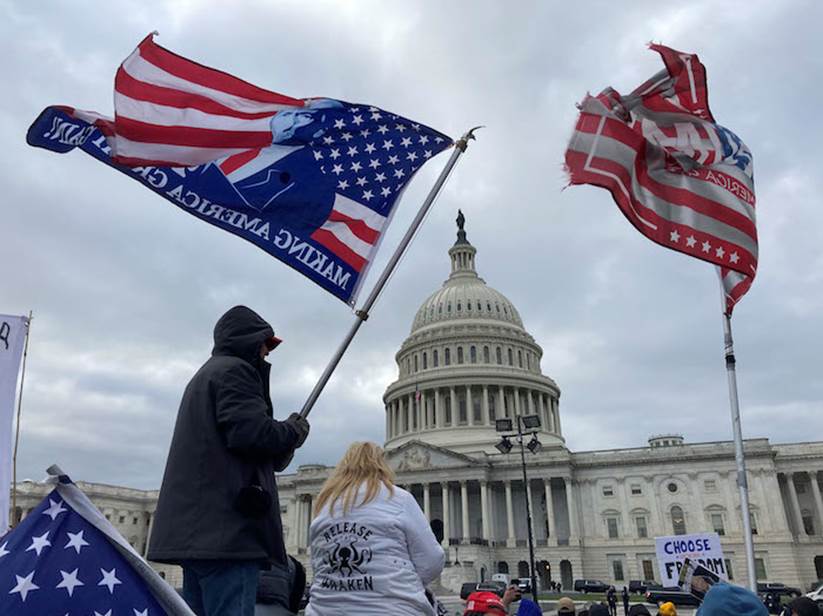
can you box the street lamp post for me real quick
[496,414,542,604]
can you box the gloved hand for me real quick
[285,412,310,447]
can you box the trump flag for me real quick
[565,44,757,314]
[0,466,193,615]
[27,34,452,305]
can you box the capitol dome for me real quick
[384,213,563,454]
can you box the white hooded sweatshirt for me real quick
[305,484,445,616]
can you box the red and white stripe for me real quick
[719,267,753,316]
[565,44,757,312]
[310,194,387,272]
[111,33,304,166]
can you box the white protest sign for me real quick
[655,532,728,586]
[0,314,28,531]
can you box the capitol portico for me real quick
[9,216,823,591]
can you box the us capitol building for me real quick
[11,217,823,590]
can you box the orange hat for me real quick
[464,591,508,615]
[658,602,677,616]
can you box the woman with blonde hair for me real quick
[305,441,444,615]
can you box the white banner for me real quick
[0,314,28,531]
[655,532,728,586]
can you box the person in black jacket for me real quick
[621,586,630,615]
[147,305,310,616]
[607,587,617,616]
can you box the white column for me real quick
[433,389,441,428]
[553,398,562,435]
[461,481,470,543]
[480,480,490,540]
[810,471,823,535]
[467,385,474,426]
[505,480,516,546]
[399,400,405,433]
[544,479,556,546]
[442,482,451,548]
[482,385,490,425]
[514,388,522,417]
[498,387,506,419]
[424,483,431,521]
[538,394,547,431]
[565,478,579,543]
[450,387,458,426]
[787,473,806,535]
[527,390,535,415]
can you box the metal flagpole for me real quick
[722,312,757,591]
[11,310,33,527]
[300,127,482,419]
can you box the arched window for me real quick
[496,347,502,364]
[671,505,687,535]
[497,561,509,574]
[457,347,464,364]
[445,348,451,366]
[470,345,477,363]
[508,348,513,366]
[422,352,428,369]
[433,350,439,367]
[447,302,452,313]
[444,394,452,425]
[518,350,523,368]
[457,301,462,312]
[483,346,490,363]
[518,561,529,578]
[414,355,418,372]
[526,354,531,370]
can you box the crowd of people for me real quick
[145,307,821,616]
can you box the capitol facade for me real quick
[10,219,823,591]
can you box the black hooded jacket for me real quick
[147,306,299,565]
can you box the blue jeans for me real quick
[182,560,260,616]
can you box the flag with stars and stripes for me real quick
[0,466,193,615]
[565,44,757,314]
[26,33,452,305]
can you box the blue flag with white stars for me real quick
[0,469,191,615]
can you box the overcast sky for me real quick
[2,0,822,489]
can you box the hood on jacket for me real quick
[697,583,767,616]
[212,305,275,364]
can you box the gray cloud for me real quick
[2,0,822,489]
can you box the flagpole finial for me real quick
[455,126,484,152]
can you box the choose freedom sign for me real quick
[655,532,729,586]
